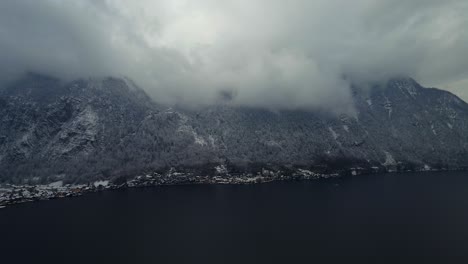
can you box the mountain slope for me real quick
[1,74,467,184]
[0,73,155,183]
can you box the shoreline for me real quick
[0,167,463,209]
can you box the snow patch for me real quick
[215,165,228,175]
[193,131,207,146]
[384,98,393,118]
[208,135,216,147]
[431,124,437,135]
[52,106,98,156]
[48,181,63,188]
[328,127,342,147]
[265,140,281,148]
[328,127,338,140]
[174,113,210,147]
[80,107,98,133]
[343,125,349,133]
[396,80,418,98]
[383,151,396,166]
[93,181,109,188]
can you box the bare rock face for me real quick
[1,73,467,184]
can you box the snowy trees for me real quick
[1,75,468,184]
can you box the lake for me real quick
[1,171,468,263]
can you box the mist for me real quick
[1,0,467,113]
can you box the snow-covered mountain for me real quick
[1,73,467,184]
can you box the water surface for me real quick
[1,172,468,263]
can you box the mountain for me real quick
[1,73,468,184]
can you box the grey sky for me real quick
[1,0,467,112]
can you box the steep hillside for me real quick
[1,74,467,184]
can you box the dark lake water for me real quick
[2,171,468,263]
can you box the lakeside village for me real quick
[0,163,455,208]
[0,166,342,208]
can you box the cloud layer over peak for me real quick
[1,0,467,112]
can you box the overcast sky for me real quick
[0,0,467,112]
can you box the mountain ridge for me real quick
[1,74,467,184]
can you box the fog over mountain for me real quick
[1,0,468,113]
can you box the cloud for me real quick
[0,0,467,112]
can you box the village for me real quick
[2,163,449,209]
[0,167,343,208]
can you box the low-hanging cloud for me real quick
[1,0,468,113]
